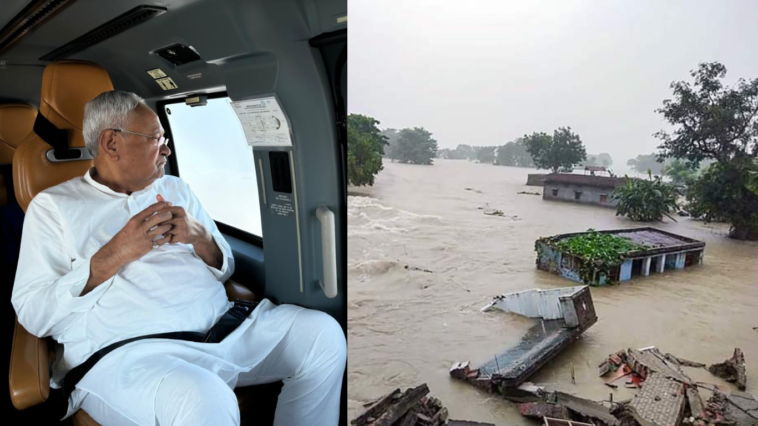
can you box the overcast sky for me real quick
[348,0,758,169]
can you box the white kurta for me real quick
[12,169,301,424]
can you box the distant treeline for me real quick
[434,140,613,170]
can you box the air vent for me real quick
[0,0,76,55]
[39,5,166,61]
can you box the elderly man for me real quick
[12,91,346,426]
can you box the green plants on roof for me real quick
[550,230,647,285]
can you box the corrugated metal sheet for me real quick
[482,286,585,320]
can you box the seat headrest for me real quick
[0,104,37,164]
[39,60,114,148]
[14,61,114,212]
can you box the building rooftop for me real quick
[542,227,705,257]
[543,173,626,189]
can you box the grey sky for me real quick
[348,0,758,170]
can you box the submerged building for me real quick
[536,228,705,284]
[542,173,626,207]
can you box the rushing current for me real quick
[348,159,758,425]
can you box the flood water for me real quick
[348,159,758,425]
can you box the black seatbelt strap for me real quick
[33,113,72,159]
[62,299,259,400]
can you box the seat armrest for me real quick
[224,279,256,302]
[9,316,50,410]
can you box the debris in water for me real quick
[350,383,494,426]
[708,348,747,391]
[520,402,570,420]
[544,418,595,426]
[664,353,706,369]
[451,286,596,393]
[482,208,505,216]
[722,391,758,426]
[628,372,686,426]
[404,265,434,273]
[518,191,541,196]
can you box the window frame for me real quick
[156,91,263,248]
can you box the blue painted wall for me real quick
[619,259,633,281]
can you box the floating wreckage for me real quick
[448,285,756,426]
[450,285,596,395]
[350,383,494,426]
[536,228,706,285]
[708,348,747,391]
[596,346,756,426]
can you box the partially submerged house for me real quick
[450,286,596,393]
[536,228,705,285]
[542,174,626,207]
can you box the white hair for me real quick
[83,91,146,156]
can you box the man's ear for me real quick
[99,129,120,161]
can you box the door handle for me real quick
[316,206,338,298]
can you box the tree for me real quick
[381,128,400,159]
[748,170,758,195]
[583,153,613,168]
[627,153,665,175]
[655,62,758,239]
[347,114,388,186]
[524,127,587,173]
[390,127,438,165]
[686,162,758,239]
[662,159,699,187]
[451,144,475,160]
[611,173,678,222]
[596,153,613,168]
[433,144,472,160]
[496,138,534,167]
[437,148,452,159]
[475,146,497,164]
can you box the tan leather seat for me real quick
[9,61,262,425]
[13,60,112,212]
[0,104,37,206]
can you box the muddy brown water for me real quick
[348,159,758,425]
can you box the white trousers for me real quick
[78,308,346,426]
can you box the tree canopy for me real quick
[475,146,497,164]
[440,144,475,160]
[390,127,438,165]
[380,128,400,159]
[582,153,613,168]
[655,62,758,239]
[662,159,699,187]
[497,138,535,167]
[347,114,388,186]
[524,127,587,173]
[627,153,665,175]
[656,62,758,166]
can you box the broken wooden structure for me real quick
[350,384,495,426]
[450,286,597,395]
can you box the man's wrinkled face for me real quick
[116,104,171,186]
